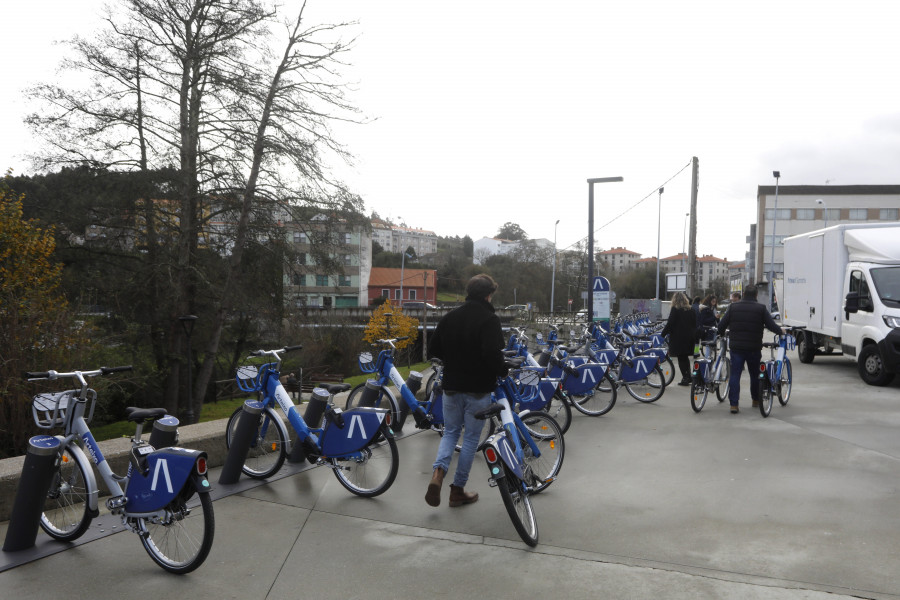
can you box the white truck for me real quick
[782,223,900,386]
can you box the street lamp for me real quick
[588,176,624,323]
[550,219,560,316]
[179,314,198,424]
[816,198,828,228]
[655,187,664,300]
[769,170,780,312]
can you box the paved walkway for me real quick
[2,354,900,599]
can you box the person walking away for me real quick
[697,294,719,357]
[662,292,697,386]
[425,274,509,507]
[717,286,783,414]
[286,373,300,402]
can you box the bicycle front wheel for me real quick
[40,444,93,542]
[758,374,773,417]
[139,480,215,574]
[625,365,666,403]
[660,356,676,386]
[714,359,731,403]
[777,359,793,406]
[519,412,565,493]
[496,464,538,547]
[331,432,399,497]
[569,372,617,416]
[540,392,572,434]
[690,380,708,413]
[225,406,287,479]
[345,383,403,432]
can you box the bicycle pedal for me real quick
[488,478,498,488]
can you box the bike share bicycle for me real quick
[690,329,731,413]
[758,326,803,417]
[224,345,400,496]
[23,366,214,574]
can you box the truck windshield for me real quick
[870,267,900,307]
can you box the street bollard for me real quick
[3,436,61,552]
[290,388,330,463]
[148,415,179,449]
[218,400,262,485]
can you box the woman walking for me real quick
[662,292,697,386]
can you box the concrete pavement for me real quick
[2,354,900,599]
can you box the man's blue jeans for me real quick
[728,349,762,406]
[432,391,492,488]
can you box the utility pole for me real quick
[422,271,429,362]
[687,157,699,298]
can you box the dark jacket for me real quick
[698,305,718,340]
[717,299,782,353]
[427,296,508,393]
[661,306,697,357]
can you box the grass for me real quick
[90,361,432,442]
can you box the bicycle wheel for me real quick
[345,383,403,431]
[624,365,665,402]
[40,445,93,542]
[225,406,287,479]
[690,380,708,413]
[540,392,571,434]
[777,359,792,406]
[139,480,215,574]
[758,373,773,417]
[424,370,437,397]
[569,372,617,416]
[331,433,399,497]
[519,412,565,493]
[496,463,538,547]
[659,356,676,386]
[714,358,731,403]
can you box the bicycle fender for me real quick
[320,407,388,456]
[124,447,207,513]
[563,362,607,395]
[62,439,101,514]
[486,434,525,481]
[619,355,659,383]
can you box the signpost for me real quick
[592,276,611,329]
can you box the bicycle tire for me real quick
[225,406,287,479]
[625,365,665,402]
[777,359,792,406]
[496,463,538,547]
[331,431,399,497]
[714,358,731,403]
[569,372,617,416]
[540,392,572,434]
[139,480,215,574]
[40,444,93,542]
[660,356,676,386]
[345,383,403,432]
[519,412,565,493]
[690,380,708,413]
[759,373,773,417]
[424,370,437,397]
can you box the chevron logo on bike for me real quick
[581,367,597,384]
[150,458,173,494]
[347,414,367,439]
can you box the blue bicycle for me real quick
[224,345,399,496]
[25,366,214,573]
[758,327,802,418]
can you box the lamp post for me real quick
[769,170,781,312]
[178,315,198,425]
[588,177,624,322]
[816,198,828,228]
[550,219,560,316]
[655,187,664,300]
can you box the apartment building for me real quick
[597,247,642,273]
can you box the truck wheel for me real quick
[857,344,896,386]
[797,332,816,364]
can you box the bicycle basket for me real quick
[513,369,541,404]
[357,351,377,374]
[32,389,96,429]
[236,364,264,392]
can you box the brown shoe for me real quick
[425,467,445,507]
[752,400,758,407]
[730,405,740,414]
[448,484,478,507]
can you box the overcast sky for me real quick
[4,1,900,264]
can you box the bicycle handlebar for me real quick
[24,366,133,381]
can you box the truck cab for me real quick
[840,263,900,385]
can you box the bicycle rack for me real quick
[218,400,263,485]
[3,436,62,552]
[289,388,329,463]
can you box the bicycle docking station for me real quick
[393,372,422,429]
[219,400,263,485]
[289,388,328,463]
[3,436,62,552]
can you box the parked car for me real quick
[505,304,528,311]
[401,301,437,310]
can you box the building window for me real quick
[292,231,301,243]
[409,290,417,300]
[849,208,867,220]
[338,275,351,287]
[343,254,352,266]
[297,253,306,265]
[765,208,791,220]
[880,208,899,220]
[764,235,787,247]
[382,289,389,297]
[293,232,308,243]
[796,208,815,220]
[763,262,784,275]
[343,233,352,244]
[315,274,328,286]
[825,208,840,222]
[293,274,305,286]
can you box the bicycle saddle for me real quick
[124,407,168,423]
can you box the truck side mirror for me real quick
[844,292,860,316]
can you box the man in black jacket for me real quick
[425,274,508,507]
[717,285,783,414]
